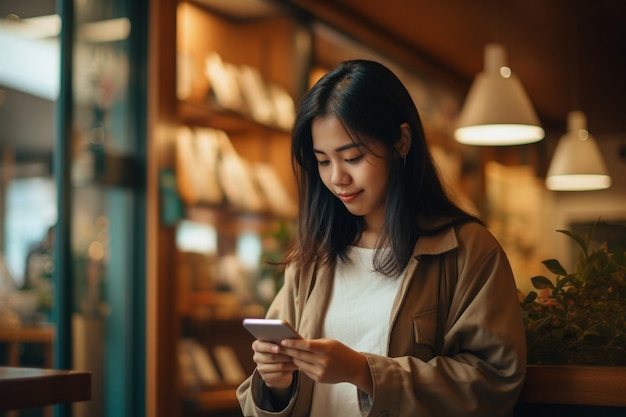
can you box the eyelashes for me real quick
[316,154,364,167]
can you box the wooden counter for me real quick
[519,364,626,406]
[0,367,91,411]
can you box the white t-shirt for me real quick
[309,247,403,417]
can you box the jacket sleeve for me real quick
[236,264,302,417]
[364,224,527,417]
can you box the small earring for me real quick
[402,154,406,167]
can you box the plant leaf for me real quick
[555,274,576,291]
[521,220,626,365]
[523,291,538,305]
[531,275,555,290]
[612,247,626,266]
[542,259,567,276]
[557,229,588,258]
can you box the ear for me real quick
[395,123,412,156]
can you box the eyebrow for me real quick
[312,143,362,155]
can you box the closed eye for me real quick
[316,159,330,167]
[346,155,363,164]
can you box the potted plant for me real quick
[520,222,626,365]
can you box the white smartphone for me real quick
[242,318,302,343]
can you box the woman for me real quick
[237,59,526,417]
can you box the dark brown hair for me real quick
[285,59,480,275]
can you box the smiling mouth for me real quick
[337,191,361,203]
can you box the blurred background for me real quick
[0,1,625,417]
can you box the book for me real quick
[212,345,247,384]
[175,126,223,205]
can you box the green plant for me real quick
[520,223,626,365]
[256,220,294,310]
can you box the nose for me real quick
[331,163,350,186]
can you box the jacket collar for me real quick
[412,223,459,257]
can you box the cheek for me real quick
[366,162,392,194]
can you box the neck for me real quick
[356,210,385,248]
[357,224,384,248]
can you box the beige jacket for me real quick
[237,221,527,417]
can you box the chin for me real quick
[344,205,366,217]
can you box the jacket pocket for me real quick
[412,309,438,358]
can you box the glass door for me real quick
[0,0,146,416]
[60,0,147,416]
[0,0,60,395]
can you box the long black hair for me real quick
[285,59,480,275]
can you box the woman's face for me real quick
[312,114,392,231]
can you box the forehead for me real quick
[311,115,352,148]
[311,115,380,152]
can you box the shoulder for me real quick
[453,221,512,277]
[414,219,501,257]
[454,221,501,251]
[283,261,319,295]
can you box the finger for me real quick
[281,349,319,370]
[257,361,299,374]
[253,350,294,364]
[278,340,319,361]
[279,346,308,361]
[280,338,314,351]
[252,340,283,354]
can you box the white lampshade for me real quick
[545,111,611,191]
[454,43,544,146]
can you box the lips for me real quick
[337,191,361,203]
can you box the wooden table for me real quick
[0,367,91,411]
[0,325,57,416]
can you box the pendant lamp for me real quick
[454,43,544,146]
[545,111,611,191]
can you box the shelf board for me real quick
[178,289,265,321]
[185,204,277,222]
[182,205,293,236]
[178,98,290,134]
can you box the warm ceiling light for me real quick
[454,43,544,146]
[545,111,611,191]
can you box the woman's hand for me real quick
[251,339,299,391]
[279,338,373,396]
